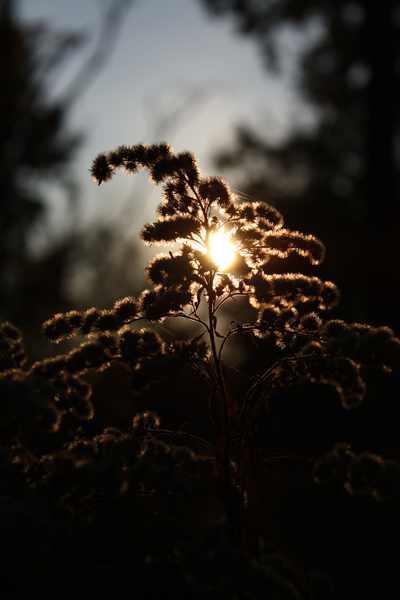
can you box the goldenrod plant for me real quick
[1,143,399,599]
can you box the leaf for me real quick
[190,331,206,345]
[250,331,258,348]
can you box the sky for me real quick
[18,0,315,247]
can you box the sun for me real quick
[208,228,236,271]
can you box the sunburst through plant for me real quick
[208,228,236,271]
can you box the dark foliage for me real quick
[199,0,400,331]
[0,0,81,318]
[1,143,399,599]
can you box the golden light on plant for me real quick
[208,228,236,270]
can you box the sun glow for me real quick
[209,228,236,271]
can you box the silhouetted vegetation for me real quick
[1,143,399,599]
[0,0,81,325]
[200,0,400,331]
[0,0,140,357]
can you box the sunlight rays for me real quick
[208,228,236,270]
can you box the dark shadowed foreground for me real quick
[1,144,400,599]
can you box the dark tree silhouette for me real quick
[199,0,400,330]
[0,0,81,318]
[0,0,138,355]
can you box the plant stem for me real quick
[207,278,238,543]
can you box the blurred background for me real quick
[1,0,400,353]
[2,2,400,597]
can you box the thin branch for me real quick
[146,428,215,455]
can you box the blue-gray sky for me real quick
[19,0,314,239]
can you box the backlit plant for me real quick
[1,143,400,599]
